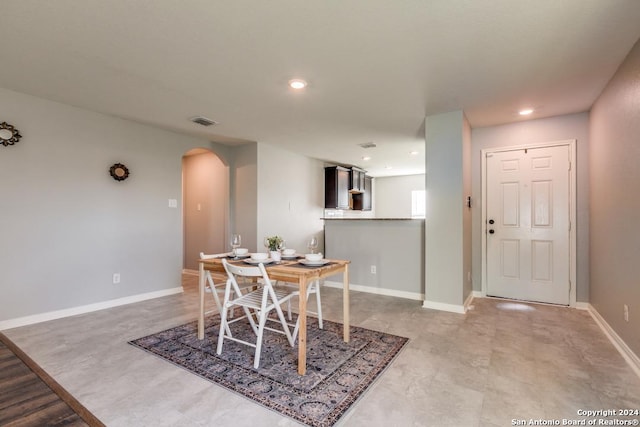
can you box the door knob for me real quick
[489,219,495,224]
[489,229,495,234]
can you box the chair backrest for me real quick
[222,259,270,281]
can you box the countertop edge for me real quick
[322,217,423,221]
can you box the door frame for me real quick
[480,139,577,306]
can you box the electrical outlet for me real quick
[624,304,629,322]
[370,265,377,274]
[113,273,121,284]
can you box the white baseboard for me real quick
[324,280,469,313]
[575,301,590,310]
[0,287,184,331]
[422,299,466,314]
[420,290,478,314]
[586,304,640,379]
[463,292,475,312]
[323,281,423,301]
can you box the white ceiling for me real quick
[2,1,639,177]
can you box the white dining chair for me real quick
[200,252,235,337]
[281,280,323,343]
[200,252,255,324]
[217,259,297,369]
[200,252,228,315]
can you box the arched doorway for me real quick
[182,148,230,271]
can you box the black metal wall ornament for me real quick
[0,122,22,146]
[109,163,130,181]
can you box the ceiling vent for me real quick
[190,116,218,127]
[358,142,377,149]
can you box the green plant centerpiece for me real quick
[266,235,284,251]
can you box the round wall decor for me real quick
[0,122,22,147]
[109,163,130,181]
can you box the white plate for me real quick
[281,254,300,259]
[229,254,250,259]
[298,259,330,266]
[244,258,274,265]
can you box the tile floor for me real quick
[3,275,639,426]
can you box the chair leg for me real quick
[273,303,295,347]
[243,305,260,337]
[315,280,323,329]
[292,280,323,342]
[275,280,293,321]
[253,310,268,369]
[228,291,235,319]
[216,302,230,355]
[221,314,233,338]
[292,315,301,343]
[209,284,223,314]
[212,286,234,338]
[207,276,236,321]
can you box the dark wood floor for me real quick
[0,333,104,427]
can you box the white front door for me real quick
[486,145,571,305]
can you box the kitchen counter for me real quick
[322,217,423,220]
[323,218,424,299]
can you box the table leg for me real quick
[297,276,308,375]
[343,264,350,343]
[198,262,205,340]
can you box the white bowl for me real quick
[282,248,296,256]
[234,248,249,256]
[305,253,323,261]
[251,252,269,260]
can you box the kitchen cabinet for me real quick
[362,175,372,210]
[325,166,350,209]
[352,175,372,211]
[349,167,366,192]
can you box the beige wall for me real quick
[0,87,209,323]
[0,87,333,326]
[589,39,640,356]
[182,151,229,270]
[375,174,424,218]
[232,143,258,251]
[256,143,325,253]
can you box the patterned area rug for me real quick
[129,314,408,427]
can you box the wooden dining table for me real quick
[198,255,350,375]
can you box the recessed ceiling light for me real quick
[385,166,393,170]
[362,156,371,161]
[519,108,534,116]
[409,151,419,156]
[289,79,307,89]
